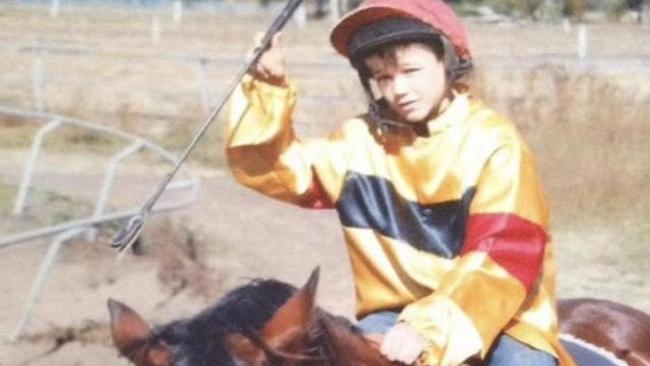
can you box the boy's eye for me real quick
[374,75,391,83]
[404,67,420,74]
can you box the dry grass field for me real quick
[0,3,649,365]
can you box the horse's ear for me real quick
[108,298,151,351]
[261,267,320,350]
[108,298,172,366]
[320,316,392,366]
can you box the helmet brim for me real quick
[330,4,420,58]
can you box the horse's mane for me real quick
[147,279,298,366]
[197,278,298,333]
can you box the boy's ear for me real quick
[108,299,171,366]
[260,267,320,350]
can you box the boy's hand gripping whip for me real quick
[111,0,305,252]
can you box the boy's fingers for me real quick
[399,344,421,364]
[271,32,283,48]
[246,32,287,85]
[380,331,399,360]
[253,31,283,52]
[253,63,268,78]
[380,323,425,364]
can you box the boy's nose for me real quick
[392,75,410,96]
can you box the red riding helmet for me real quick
[330,0,472,77]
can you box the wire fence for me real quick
[0,105,201,340]
[10,0,348,20]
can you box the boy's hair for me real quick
[360,39,445,72]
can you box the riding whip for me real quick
[111,0,305,252]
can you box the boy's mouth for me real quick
[398,100,419,114]
[398,98,416,107]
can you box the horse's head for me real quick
[108,268,392,366]
[109,269,325,366]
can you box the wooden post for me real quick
[151,15,162,45]
[173,0,183,24]
[577,24,587,59]
[50,0,60,17]
[196,59,212,116]
[563,18,571,33]
[295,3,307,28]
[31,55,45,112]
[330,0,340,20]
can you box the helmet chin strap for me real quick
[358,72,413,134]
[440,36,473,82]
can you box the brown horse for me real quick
[558,298,650,366]
[109,268,650,366]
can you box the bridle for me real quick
[238,325,331,366]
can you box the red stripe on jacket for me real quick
[461,213,547,292]
[298,175,334,209]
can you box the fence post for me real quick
[31,54,45,112]
[577,24,587,59]
[195,58,212,116]
[151,15,162,45]
[50,0,60,17]
[330,0,340,20]
[173,0,183,24]
[13,118,62,216]
[295,3,307,28]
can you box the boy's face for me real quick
[364,43,448,124]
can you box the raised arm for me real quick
[226,34,346,209]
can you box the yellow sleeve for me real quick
[226,76,345,208]
[399,140,550,366]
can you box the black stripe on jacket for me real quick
[336,172,476,258]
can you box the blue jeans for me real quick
[357,311,557,366]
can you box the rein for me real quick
[241,326,331,365]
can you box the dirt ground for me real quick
[0,4,649,366]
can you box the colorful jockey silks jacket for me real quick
[226,76,576,366]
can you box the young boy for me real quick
[226,0,576,365]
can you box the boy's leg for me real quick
[483,334,558,366]
[356,311,400,335]
[356,311,400,348]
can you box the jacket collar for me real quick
[425,90,471,135]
